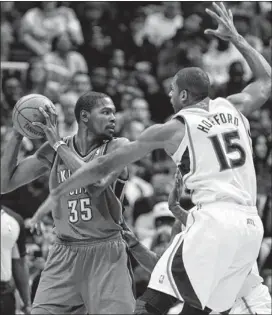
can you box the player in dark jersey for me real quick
[36,3,271,314]
[1,91,135,314]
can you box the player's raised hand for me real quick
[205,2,239,41]
[32,102,60,147]
[168,168,183,210]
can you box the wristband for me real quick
[53,140,66,152]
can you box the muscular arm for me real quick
[56,138,129,197]
[1,131,54,194]
[52,120,182,199]
[227,34,271,116]
[169,205,189,226]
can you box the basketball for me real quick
[12,94,53,139]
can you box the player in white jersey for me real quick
[36,3,271,314]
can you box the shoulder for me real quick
[141,120,183,140]
[106,137,130,152]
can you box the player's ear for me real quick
[179,89,188,101]
[80,110,89,122]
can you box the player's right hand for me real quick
[205,2,239,41]
[32,102,60,148]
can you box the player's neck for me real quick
[185,97,210,110]
[74,128,104,156]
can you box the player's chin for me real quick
[104,129,115,139]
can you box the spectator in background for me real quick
[217,61,248,97]
[25,59,59,103]
[20,1,83,57]
[67,72,92,99]
[143,2,183,48]
[203,37,252,90]
[44,31,88,89]
[131,98,154,128]
[120,120,154,215]
[91,67,108,92]
[131,202,175,297]
[133,173,173,225]
[0,206,31,314]
[1,2,14,61]
[2,75,23,109]
[57,93,78,138]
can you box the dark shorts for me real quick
[32,234,135,314]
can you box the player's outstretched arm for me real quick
[0,130,53,194]
[51,120,181,200]
[205,2,271,116]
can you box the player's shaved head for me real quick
[74,91,112,123]
[175,67,210,101]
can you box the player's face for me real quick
[169,78,182,112]
[88,98,116,139]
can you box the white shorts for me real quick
[230,283,271,314]
[148,202,264,313]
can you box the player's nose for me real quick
[109,113,116,122]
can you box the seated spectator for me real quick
[2,75,23,109]
[1,3,14,61]
[132,201,175,297]
[67,72,92,99]
[20,1,83,57]
[143,2,183,48]
[25,59,59,103]
[91,67,108,92]
[203,38,252,88]
[132,173,173,224]
[57,93,78,138]
[135,201,175,249]
[44,32,88,89]
[131,97,154,128]
[216,61,248,98]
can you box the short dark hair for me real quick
[175,67,210,101]
[74,91,110,122]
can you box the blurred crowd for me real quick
[1,1,271,306]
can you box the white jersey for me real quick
[171,97,256,206]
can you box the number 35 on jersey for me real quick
[68,198,92,223]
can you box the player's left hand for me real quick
[205,2,239,41]
[168,168,183,210]
[32,102,60,148]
